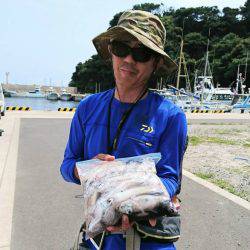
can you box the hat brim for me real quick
[92,26,177,75]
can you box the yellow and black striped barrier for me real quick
[191,110,210,113]
[6,106,31,111]
[213,110,227,113]
[190,109,229,113]
[58,108,76,112]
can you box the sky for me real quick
[0,0,247,86]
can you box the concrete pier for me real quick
[2,83,77,94]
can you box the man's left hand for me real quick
[106,214,157,232]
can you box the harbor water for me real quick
[5,97,78,111]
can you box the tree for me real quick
[132,3,162,14]
[69,55,114,93]
[184,33,207,60]
[109,12,123,27]
[212,33,249,86]
[240,0,250,36]
[109,3,162,27]
[69,1,250,91]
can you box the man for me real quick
[61,10,187,250]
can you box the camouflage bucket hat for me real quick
[92,10,177,75]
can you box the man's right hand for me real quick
[93,153,115,161]
[74,154,115,180]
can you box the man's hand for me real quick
[73,153,115,180]
[94,153,115,161]
[106,215,157,232]
[106,214,133,232]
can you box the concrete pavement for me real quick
[0,112,74,249]
[176,176,250,249]
[11,118,82,250]
[0,112,249,250]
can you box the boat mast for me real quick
[95,82,101,93]
[244,52,248,93]
[194,70,198,90]
[201,29,212,104]
[203,39,209,79]
[245,52,248,79]
[176,40,191,92]
[236,52,248,94]
[236,64,240,94]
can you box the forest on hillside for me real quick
[69,1,250,93]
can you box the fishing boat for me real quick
[151,87,199,112]
[25,87,45,98]
[72,93,91,102]
[59,89,72,101]
[192,36,237,108]
[72,95,83,102]
[231,94,250,113]
[3,89,18,97]
[46,87,59,101]
[193,41,234,105]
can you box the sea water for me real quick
[5,97,78,111]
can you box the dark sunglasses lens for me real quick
[132,47,153,62]
[110,41,154,62]
[110,41,130,57]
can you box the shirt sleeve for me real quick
[156,110,187,198]
[60,103,85,185]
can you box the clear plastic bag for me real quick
[76,153,171,239]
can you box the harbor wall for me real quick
[1,83,77,94]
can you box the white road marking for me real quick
[0,118,20,249]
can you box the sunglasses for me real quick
[109,40,156,63]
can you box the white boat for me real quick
[3,89,18,97]
[195,59,249,109]
[193,37,235,106]
[0,84,5,117]
[152,87,199,112]
[46,87,59,101]
[195,80,234,105]
[25,87,45,98]
[231,94,250,113]
[59,89,72,101]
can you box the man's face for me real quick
[111,40,157,89]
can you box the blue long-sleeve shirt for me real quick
[60,89,187,250]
